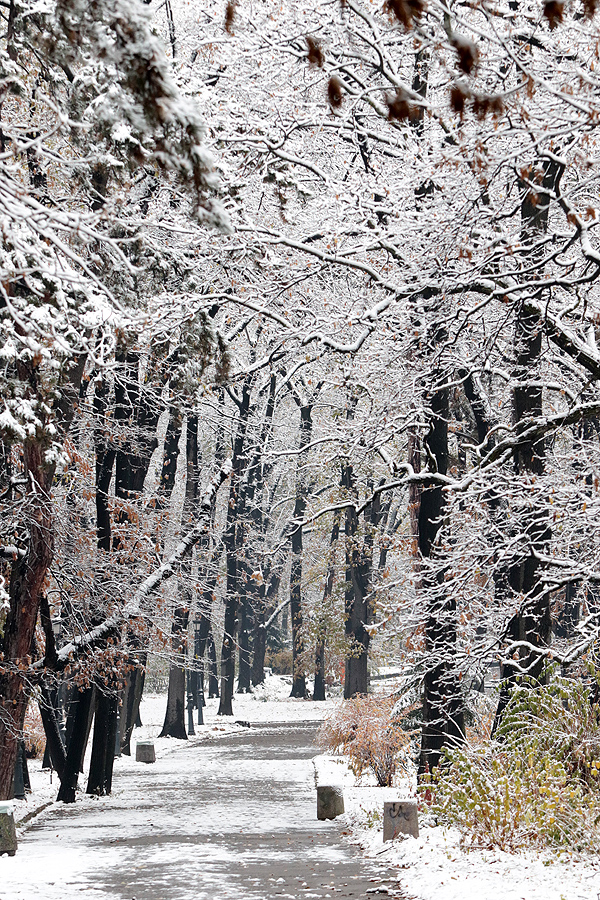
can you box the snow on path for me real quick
[6,676,600,900]
[2,692,397,900]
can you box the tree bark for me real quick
[0,440,60,798]
[492,159,561,734]
[56,687,95,803]
[418,380,465,775]
[314,512,341,702]
[289,394,317,698]
[86,687,119,795]
[38,683,66,779]
[343,467,380,699]
[237,570,253,693]
[218,379,252,716]
[251,565,284,687]
[207,631,219,698]
[159,608,189,739]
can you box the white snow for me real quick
[336,759,600,900]
[8,680,600,900]
[13,673,336,828]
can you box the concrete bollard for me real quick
[383,800,419,841]
[135,741,156,764]
[317,785,345,820]
[0,801,17,856]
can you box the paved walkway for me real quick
[3,721,403,900]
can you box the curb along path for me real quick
[1,721,404,900]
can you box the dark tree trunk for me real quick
[207,632,219,698]
[0,102,86,797]
[95,377,116,554]
[492,159,562,734]
[237,576,253,693]
[238,373,277,691]
[314,512,341,702]
[219,380,252,716]
[252,623,268,688]
[418,380,465,776]
[157,412,190,737]
[219,550,240,716]
[0,440,55,800]
[158,412,182,500]
[120,649,147,756]
[38,683,66,779]
[83,375,120,793]
[86,688,119,795]
[251,565,284,686]
[289,398,316,699]
[57,687,95,803]
[159,608,189,739]
[289,551,307,697]
[343,467,380,699]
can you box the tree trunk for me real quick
[57,687,95,803]
[237,374,276,693]
[418,380,464,776]
[83,374,120,792]
[219,380,252,716]
[314,512,341,702]
[86,687,119,795]
[493,159,561,734]
[0,441,54,800]
[343,467,380,699]
[38,683,67,779]
[157,412,191,737]
[159,608,189,739]
[251,565,284,686]
[289,399,316,699]
[207,632,219,698]
[120,649,147,756]
[237,577,253,693]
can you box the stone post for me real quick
[0,801,17,856]
[135,741,156,763]
[317,785,344,820]
[383,800,419,841]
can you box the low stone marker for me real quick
[383,800,419,841]
[135,741,156,763]
[317,785,344,820]
[0,801,17,856]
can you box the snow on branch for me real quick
[262,596,292,633]
[32,460,232,674]
[525,298,600,382]
[127,459,232,613]
[0,546,26,560]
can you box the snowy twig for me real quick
[31,460,232,673]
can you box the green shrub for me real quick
[423,674,600,852]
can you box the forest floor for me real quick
[4,675,600,900]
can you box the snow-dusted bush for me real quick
[425,675,600,852]
[24,702,45,760]
[318,694,415,787]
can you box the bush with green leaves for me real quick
[423,674,600,852]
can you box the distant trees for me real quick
[190,0,600,766]
[6,0,600,804]
[0,0,225,799]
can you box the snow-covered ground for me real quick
[10,678,600,900]
[314,753,600,900]
[4,680,377,900]
[13,673,336,826]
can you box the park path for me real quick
[1,721,403,900]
